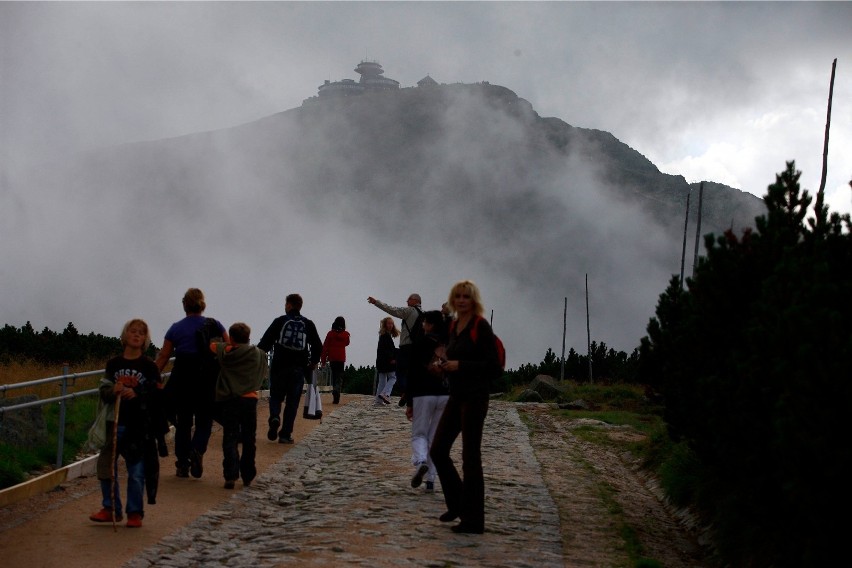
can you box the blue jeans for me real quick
[269,366,306,438]
[99,425,145,517]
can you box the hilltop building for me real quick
[317,60,400,99]
[303,60,440,105]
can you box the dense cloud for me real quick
[2,2,850,367]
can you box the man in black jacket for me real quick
[257,293,323,444]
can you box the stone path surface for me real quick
[125,397,563,568]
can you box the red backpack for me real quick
[450,315,506,373]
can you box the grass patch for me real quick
[0,375,100,490]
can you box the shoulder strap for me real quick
[402,306,423,332]
[469,315,483,343]
[449,315,483,340]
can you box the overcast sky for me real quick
[2,1,850,368]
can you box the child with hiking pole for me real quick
[89,318,168,528]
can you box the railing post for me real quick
[56,363,69,469]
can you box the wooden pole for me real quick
[585,274,593,384]
[680,190,691,288]
[692,182,704,278]
[815,58,837,231]
[111,395,122,532]
[560,297,567,381]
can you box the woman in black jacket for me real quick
[430,280,501,534]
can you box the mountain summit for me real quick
[7,61,767,367]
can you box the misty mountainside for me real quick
[6,81,766,367]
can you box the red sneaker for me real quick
[89,508,122,523]
[126,513,143,528]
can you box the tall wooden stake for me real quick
[815,58,837,231]
[692,182,704,278]
[680,190,691,288]
[560,297,567,381]
[585,274,593,384]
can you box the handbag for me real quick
[303,369,323,420]
[85,399,111,451]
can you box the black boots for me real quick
[332,390,340,404]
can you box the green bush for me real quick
[639,162,852,566]
[343,364,377,395]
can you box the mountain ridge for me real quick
[6,78,768,367]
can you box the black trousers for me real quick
[219,396,258,483]
[430,394,489,530]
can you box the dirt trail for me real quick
[0,397,712,567]
[0,393,347,568]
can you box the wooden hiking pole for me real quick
[111,394,122,532]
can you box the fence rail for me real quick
[1,358,329,470]
[0,361,173,469]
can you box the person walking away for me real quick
[406,310,450,494]
[90,318,168,528]
[430,280,501,534]
[257,293,323,444]
[367,293,422,406]
[319,316,350,404]
[210,322,268,489]
[156,288,228,479]
[375,316,399,405]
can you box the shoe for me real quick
[89,508,122,523]
[397,395,407,407]
[189,450,203,478]
[451,522,484,534]
[439,511,459,522]
[126,513,143,528]
[278,435,294,444]
[411,462,429,488]
[176,465,189,478]
[243,479,253,488]
[379,394,391,405]
[224,480,236,489]
[267,417,280,441]
[425,481,435,493]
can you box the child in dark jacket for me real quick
[90,318,168,528]
[211,322,269,489]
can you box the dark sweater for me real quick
[213,343,268,401]
[445,316,501,399]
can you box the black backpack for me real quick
[195,318,223,384]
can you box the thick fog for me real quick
[2,2,850,368]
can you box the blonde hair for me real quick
[379,316,400,338]
[447,279,485,317]
[120,318,151,351]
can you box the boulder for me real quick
[516,389,544,403]
[529,375,564,401]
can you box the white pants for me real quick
[376,371,397,402]
[410,394,449,482]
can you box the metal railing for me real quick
[1,358,329,471]
[0,362,173,469]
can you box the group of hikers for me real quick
[89,279,502,536]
